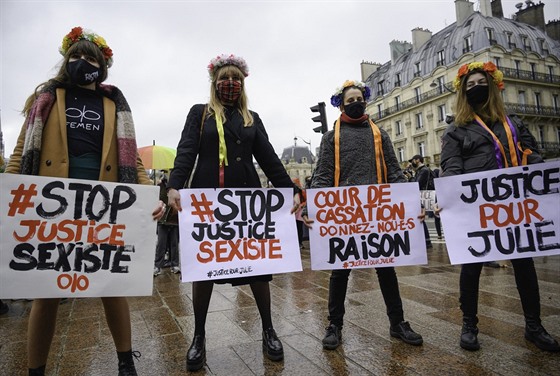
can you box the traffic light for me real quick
[311,102,328,134]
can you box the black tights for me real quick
[192,280,273,336]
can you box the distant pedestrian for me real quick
[153,175,180,276]
[440,61,559,352]
[305,80,423,351]
[408,154,433,248]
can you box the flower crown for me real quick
[330,80,371,107]
[207,54,249,80]
[453,61,504,91]
[59,26,113,68]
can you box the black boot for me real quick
[28,365,45,376]
[525,320,560,352]
[460,320,480,351]
[117,350,140,376]
[262,327,284,361]
[186,334,206,371]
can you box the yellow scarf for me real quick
[216,115,228,167]
[334,118,387,187]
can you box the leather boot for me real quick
[262,327,284,361]
[525,319,560,352]
[186,334,206,371]
[460,320,480,351]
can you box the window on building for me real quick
[416,113,423,129]
[518,90,526,111]
[396,120,403,135]
[414,62,421,77]
[515,60,521,78]
[494,57,501,69]
[398,147,405,163]
[521,35,531,51]
[395,73,401,87]
[436,50,445,66]
[486,28,496,44]
[535,92,541,113]
[548,66,554,82]
[530,63,536,80]
[506,32,516,48]
[395,96,401,110]
[436,76,445,94]
[463,34,473,53]
[377,80,385,96]
[418,142,425,157]
[438,104,446,122]
[553,94,559,113]
[377,103,383,118]
[538,126,544,142]
[415,87,421,103]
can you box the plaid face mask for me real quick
[217,80,242,103]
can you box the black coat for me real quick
[440,116,543,176]
[169,104,293,190]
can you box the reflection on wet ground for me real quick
[1,239,559,375]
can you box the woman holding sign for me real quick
[6,27,151,375]
[440,61,559,352]
[162,54,303,371]
[306,80,423,351]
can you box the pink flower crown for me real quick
[59,26,113,67]
[207,54,249,80]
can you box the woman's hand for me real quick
[302,214,314,229]
[290,193,301,214]
[418,207,426,223]
[168,188,182,213]
[434,204,442,217]
[152,200,166,221]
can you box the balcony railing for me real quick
[504,103,560,117]
[501,67,560,84]
[537,141,560,155]
[371,82,454,120]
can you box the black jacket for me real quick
[440,115,542,176]
[169,104,294,190]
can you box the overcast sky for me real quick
[2,0,558,160]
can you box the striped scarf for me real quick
[19,82,139,183]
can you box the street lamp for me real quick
[430,79,455,93]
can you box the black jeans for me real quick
[459,257,541,322]
[327,267,404,328]
[154,224,179,268]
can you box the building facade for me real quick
[362,0,560,168]
[256,137,315,188]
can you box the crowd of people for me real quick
[2,27,558,376]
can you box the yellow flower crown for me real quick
[453,61,504,91]
[59,27,113,68]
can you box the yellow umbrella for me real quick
[138,144,176,170]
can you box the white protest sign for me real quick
[420,190,437,212]
[306,183,427,270]
[178,188,302,282]
[0,174,158,299]
[435,161,560,265]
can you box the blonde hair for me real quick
[208,65,253,126]
[454,70,506,126]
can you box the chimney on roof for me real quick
[389,40,412,64]
[411,28,432,52]
[479,0,492,16]
[491,0,504,18]
[455,0,474,25]
[360,61,381,81]
[515,1,546,31]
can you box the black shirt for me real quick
[65,86,104,157]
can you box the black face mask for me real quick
[344,101,366,119]
[466,85,489,106]
[67,59,101,86]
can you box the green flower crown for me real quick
[59,27,114,68]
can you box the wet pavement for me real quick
[1,221,559,375]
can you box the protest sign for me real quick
[306,183,427,270]
[178,188,302,282]
[435,161,560,265]
[420,190,436,212]
[0,174,158,299]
